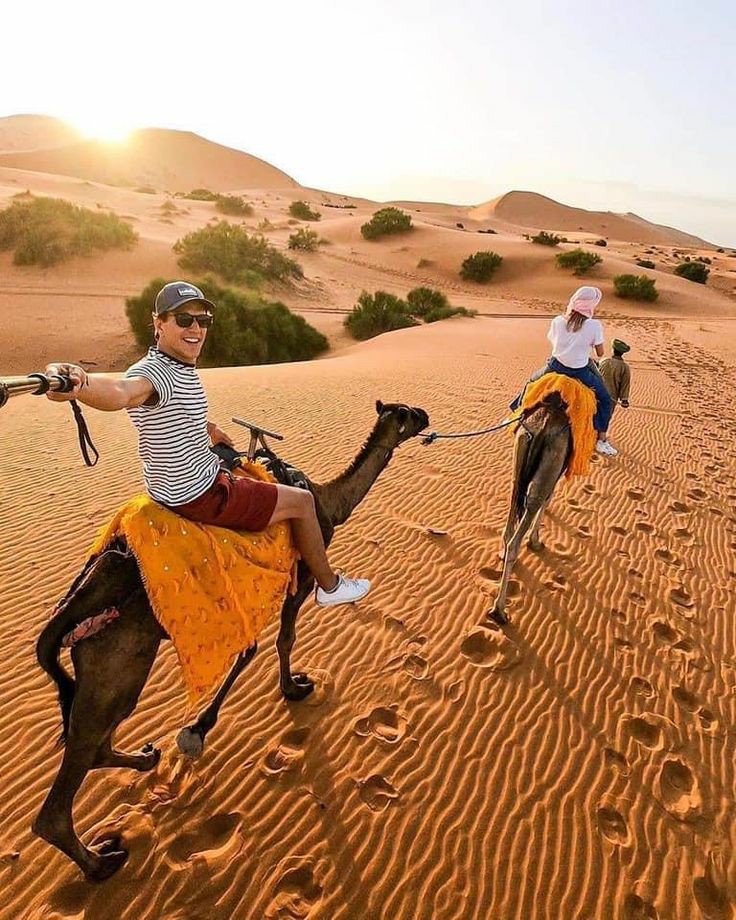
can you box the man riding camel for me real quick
[45,280,370,607]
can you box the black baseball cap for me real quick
[154,281,216,316]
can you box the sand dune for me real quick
[1,318,735,919]
[470,190,713,248]
[0,114,81,153]
[0,127,299,193]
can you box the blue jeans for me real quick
[510,357,613,433]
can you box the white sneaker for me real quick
[596,439,618,457]
[315,574,371,607]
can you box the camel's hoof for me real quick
[87,839,128,881]
[136,743,161,771]
[282,673,315,702]
[487,606,509,627]
[176,726,205,758]
[527,539,545,553]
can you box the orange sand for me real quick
[1,120,735,919]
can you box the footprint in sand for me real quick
[577,525,592,538]
[479,565,503,581]
[460,627,521,671]
[609,524,628,536]
[596,805,630,846]
[655,547,680,567]
[674,527,693,541]
[699,708,718,731]
[669,501,691,514]
[626,488,646,502]
[693,860,733,920]
[652,620,679,645]
[614,638,635,656]
[262,728,310,777]
[669,587,695,610]
[354,706,408,745]
[167,812,242,867]
[624,715,664,750]
[630,676,655,699]
[657,759,702,821]
[635,521,656,534]
[357,774,400,812]
[622,893,659,919]
[687,488,708,502]
[603,747,630,776]
[265,856,324,920]
[628,591,647,607]
[672,685,700,712]
[611,608,627,624]
[403,653,430,680]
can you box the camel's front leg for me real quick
[277,581,314,702]
[176,644,258,757]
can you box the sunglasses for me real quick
[172,312,214,329]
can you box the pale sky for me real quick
[3,0,734,244]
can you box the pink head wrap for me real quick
[565,285,602,318]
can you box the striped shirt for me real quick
[125,348,220,506]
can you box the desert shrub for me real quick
[613,274,658,302]
[417,258,434,268]
[257,218,274,233]
[215,195,253,217]
[531,230,562,247]
[674,261,709,284]
[636,259,656,269]
[136,185,156,194]
[289,200,321,221]
[181,188,218,201]
[288,228,320,251]
[460,250,503,282]
[0,196,137,267]
[360,207,413,240]
[555,248,602,276]
[160,200,178,214]
[126,276,327,365]
[174,221,302,285]
[594,239,607,247]
[344,291,419,340]
[407,287,475,322]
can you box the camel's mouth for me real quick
[412,407,430,432]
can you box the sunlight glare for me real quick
[70,113,135,143]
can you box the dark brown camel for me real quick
[489,392,572,626]
[33,401,429,881]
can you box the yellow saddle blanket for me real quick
[514,373,597,477]
[87,462,297,702]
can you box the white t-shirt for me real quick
[547,315,604,369]
[125,348,220,506]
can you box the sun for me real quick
[68,113,136,144]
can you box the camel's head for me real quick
[375,400,430,446]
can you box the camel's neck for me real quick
[313,431,395,527]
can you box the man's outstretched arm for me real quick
[43,362,154,410]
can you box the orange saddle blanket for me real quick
[513,373,597,477]
[87,462,298,702]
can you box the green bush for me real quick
[181,188,219,201]
[555,248,602,276]
[126,276,327,366]
[613,274,658,302]
[460,250,503,282]
[531,230,562,247]
[215,195,253,217]
[405,287,475,322]
[0,196,137,267]
[173,221,302,285]
[636,259,656,269]
[288,200,321,221]
[360,207,413,240]
[288,228,320,251]
[344,291,419,340]
[674,261,709,284]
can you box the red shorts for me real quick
[172,472,279,533]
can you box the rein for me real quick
[422,414,523,446]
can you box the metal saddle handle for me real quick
[231,417,284,461]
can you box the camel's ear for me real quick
[375,400,384,415]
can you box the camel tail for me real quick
[36,609,77,743]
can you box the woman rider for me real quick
[510,286,617,456]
